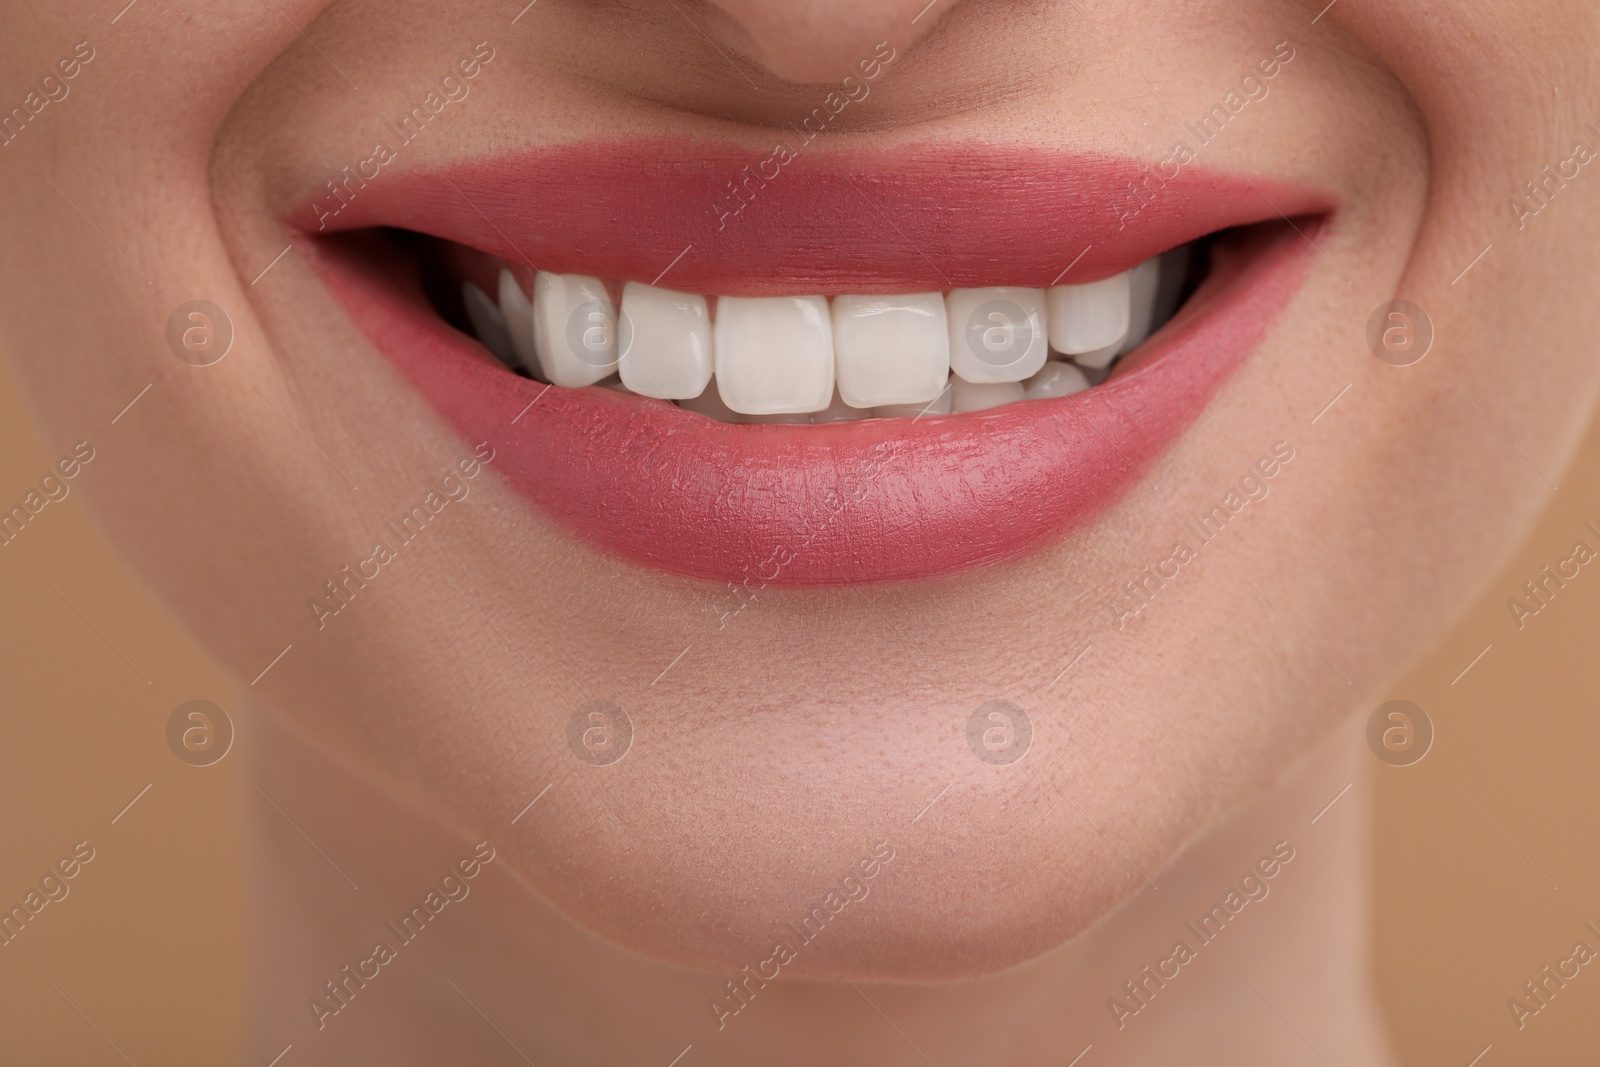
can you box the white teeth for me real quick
[1047,270,1131,356]
[714,296,835,415]
[1117,257,1162,356]
[831,293,950,408]
[462,281,516,366]
[1070,339,1125,370]
[467,247,1190,419]
[944,287,1049,384]
[497,269,542,381]
[678,377,745,422]
[951,377,1025,413]
[534,272,618,388]
[811,389,874,423]
[1023,360,1091,400]
[875,383,952,419]
[617,282,713,400]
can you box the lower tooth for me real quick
[1078,362,1113,386]
[1068,339,1124,369]
[1024,361,1090,400]
[462,281,516,366]
[951,377,1025,413]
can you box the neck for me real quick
[244,710,1393,1066]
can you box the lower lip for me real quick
[316,222,1316,585]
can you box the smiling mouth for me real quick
[301,142,1329,585]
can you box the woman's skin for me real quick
[2,1,1596,1063]
[252,702,1387,1064]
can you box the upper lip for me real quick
[293,140,1331,294]
[298,140,1332,585]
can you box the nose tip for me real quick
[699,0,952,83]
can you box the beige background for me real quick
[1,353,1597,1065]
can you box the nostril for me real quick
[690,0,950,83]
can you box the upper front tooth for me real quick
[950,377,1025,413]
[944,287,1049,383]
[534,272,619,387]
[497,269,543,381]
[617,282,713,400]
[462,281,516,366]
[714,296,835,415]
[831,293,950,408]
[1047,270,1131,355]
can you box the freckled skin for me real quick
[0,1,1596,1064]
